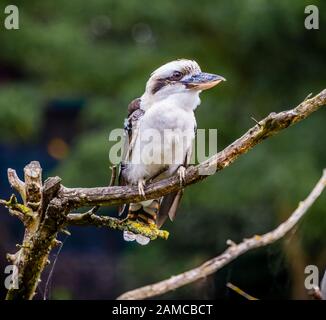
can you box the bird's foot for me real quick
[123,230,137,242]
[123,230,150,245]
[135,234,150,245]
[177,166,186,186]
[123,219,153,245]
[138,179,146,198]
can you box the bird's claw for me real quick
[123,230,137,242]
[123,231,150,245]
[178,166,186,186]
[136,234,150,245]
[138,179,146,198]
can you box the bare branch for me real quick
[4,164,65,300]
[42,176,62,216]
[117,169,326,300]
[7,168,26,202]
[59,89,326,209]
[24,161,42,211]
[6,197,69,300]
[226,282,258,300]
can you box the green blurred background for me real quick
[0,0,325,299]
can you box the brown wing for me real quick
[156,145,193,228]
[118,98,144,214]
[127,97,141,116]
[157,190,184,228]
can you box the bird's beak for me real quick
[182,72,226,90]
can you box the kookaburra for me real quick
[119,59,225,244]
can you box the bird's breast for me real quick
[126,104,196,184]
[142,103,196,132]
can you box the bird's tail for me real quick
[127,200,160,225]
[123,199,160,245]
[123,192,183,244]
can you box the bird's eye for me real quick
[170,71,183,81]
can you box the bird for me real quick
[118,59,225,244]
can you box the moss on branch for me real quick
[67,212,169,240]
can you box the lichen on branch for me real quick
[67,212,169,240]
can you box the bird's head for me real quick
[141,59,225,110]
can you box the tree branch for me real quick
[42,176,62,215]
[8,168,26,202]
[1,162,68,300]
[226,282,258,300]
[0,195,33,223]
[117,169,326,300]
[59,89,326,209]
[67,212,169,240]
